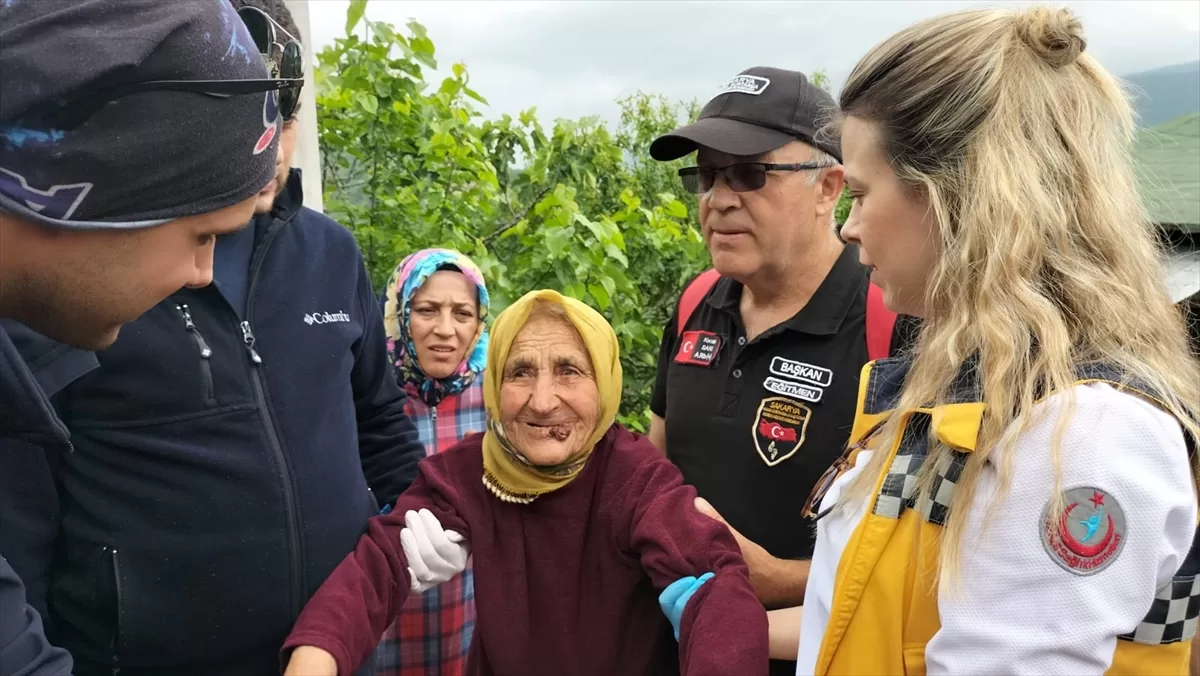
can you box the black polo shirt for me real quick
[651,245,917,564]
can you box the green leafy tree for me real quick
[316,6,709,429]
[810,70,830,92]
[810,69,854,225]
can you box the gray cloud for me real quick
[304,0,1200,125]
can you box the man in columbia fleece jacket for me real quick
[0,0,298,673]
[0,13,427,663]
[0,163,426,676]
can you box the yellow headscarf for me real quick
[481,290,622,504]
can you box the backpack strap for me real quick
[677,270,897,361]
[865,283,897,362]
[677,269,722,336]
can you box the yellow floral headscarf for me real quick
[481,290,622,504]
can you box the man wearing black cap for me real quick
[647,67,915,671]
[0,1,426,674]
[0,1,284,674]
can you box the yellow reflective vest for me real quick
[814,360,1198,675]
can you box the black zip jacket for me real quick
[0,172,422,675]
[0,323,75,676]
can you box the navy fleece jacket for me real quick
[0,171,423,676]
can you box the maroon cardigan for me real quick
[282,425,768,675]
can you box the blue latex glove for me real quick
[658,572,714,641]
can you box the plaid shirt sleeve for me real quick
[372,382,484,675]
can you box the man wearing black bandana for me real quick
[0,2,426,675]
[0,2,285,674]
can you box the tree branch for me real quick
[482,186,551,245]
[501,184,517,221]
[365,117,380,271]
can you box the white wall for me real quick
[1165,244,1200,302]
[284,0,324,213]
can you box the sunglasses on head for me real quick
[677,161,833,194]
[237,6,305,121]
[26,77,304,132]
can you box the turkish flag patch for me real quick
[752,396,811,466]
[674,330,722,367]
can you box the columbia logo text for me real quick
[304,311,351,325]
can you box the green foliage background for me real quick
[316,4,850,429]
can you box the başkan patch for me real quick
[1040,486,1126,576]
[751,396,812,467]
[768,356,833,388]
[674,330,722,367]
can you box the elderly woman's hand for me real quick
[400,508,469,593]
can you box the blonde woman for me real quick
[778,5,1200,675]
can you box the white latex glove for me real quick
[399,508,468,593]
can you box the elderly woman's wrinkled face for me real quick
[499,309,600,466]
[409,270,480,379]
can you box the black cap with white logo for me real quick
[650,66,842,162]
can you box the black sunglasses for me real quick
[678,162,833,194]
[237,6,305,120]
[26,78,304,132]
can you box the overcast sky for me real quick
[302,0,1200,125]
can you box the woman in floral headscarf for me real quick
[375,248,489,676]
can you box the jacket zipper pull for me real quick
[240,321,263,364]
[177,304,212,358]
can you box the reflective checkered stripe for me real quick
[916,453,966,527]
[871,420,968,527]
[1119,574,1200,645]
[873,449,924,519]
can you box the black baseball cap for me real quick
[650,66,842,163]
[0,0,283,229]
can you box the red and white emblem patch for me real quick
[751,396,811,467]
[1040,486,1126,576]
[674,330,722,367]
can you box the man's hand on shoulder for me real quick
[694,497,809,608]
[283,646,337,676]
[648,414,667,455]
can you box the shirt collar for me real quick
[706,244,867,336]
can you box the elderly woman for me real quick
[375,248,490,675]
[283,290,768,675]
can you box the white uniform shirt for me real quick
[794,450,873,675]
[795,383,1196,675]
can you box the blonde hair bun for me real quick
[1014,6,1086,68]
